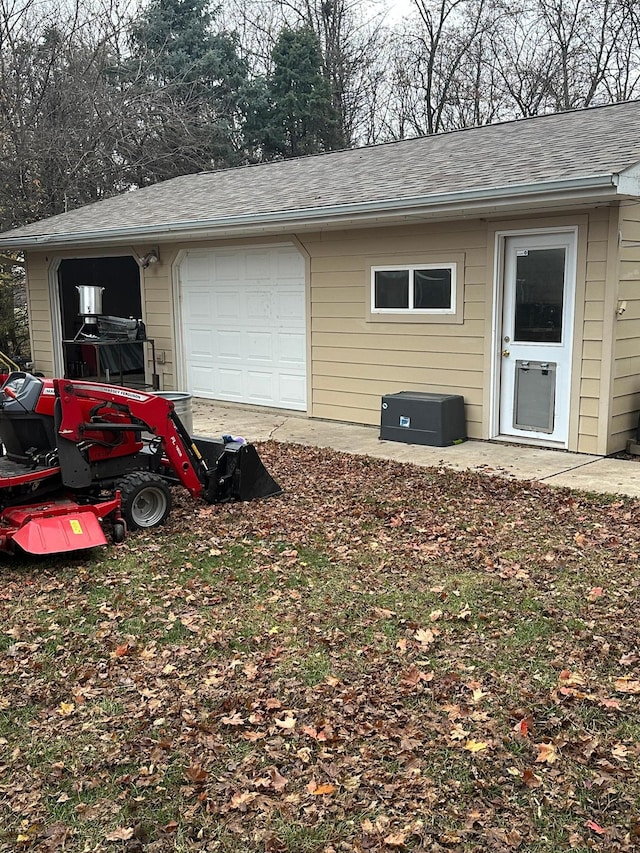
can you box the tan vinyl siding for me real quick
[611,203,640,451]
[576,207,615,453]
[299,221,486,436]
[24,252,55,376]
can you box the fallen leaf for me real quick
[587,586,603,602]
[57,702,75,716]
[221,712,245,726]
[522,768,543,788]
[105,827,134,842]
[184,765,208,782]
[558,670,586,687]
[384,831,407,847]
[614,677,640,694]
[584,819,606,835]
[275,715,296,730]
[311,783,335,795]
[464,739,489,753]
[414,628,436,645]
[230,790,257,809]
[269,767,288,791]
[535,742,558,764]
[401,665,433,686]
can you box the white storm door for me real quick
[498,232,576,446]
[180,246,307,410]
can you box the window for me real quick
[372,264,456,314]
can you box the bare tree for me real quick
[382,0,500,137]
[224,0,389,146]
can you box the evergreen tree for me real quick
[251,26,342,159]
[122,0,251,182]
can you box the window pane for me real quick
[414,268,452,309]
[514,248,565,343]
[374,270,409,308]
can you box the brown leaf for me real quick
[401,665,433,686]
[269,767,288,792]
[414,627,436,645]
[534,742,558,764]
[614,677,640,694]
[522,768,543,788]
[384,832,407,847]
[221,712,245,726]
[184,765,208,783]
[105,827,134,842]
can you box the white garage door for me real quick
[179,246,307,410]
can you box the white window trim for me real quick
[371,263,457,315]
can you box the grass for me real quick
[1,442,639,852]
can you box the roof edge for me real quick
[0,175,622,250]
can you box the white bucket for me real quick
[155,391,193,435]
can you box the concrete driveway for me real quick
[192,399,640,499]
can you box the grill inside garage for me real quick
[178,246,307,410]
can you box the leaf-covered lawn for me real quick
[1,443,639,852]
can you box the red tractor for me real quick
[0,373,281,556]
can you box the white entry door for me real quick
[179,246,307,410]
[498,232,576,446]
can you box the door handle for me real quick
[502,349,510,357]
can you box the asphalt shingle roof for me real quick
[2,101,640,243]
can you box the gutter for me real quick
[0,174,625,250]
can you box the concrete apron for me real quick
[191,399,640,499]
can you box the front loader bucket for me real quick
[231,443,282,501]
[193,438,281,504]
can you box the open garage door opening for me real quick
[58,256,145,384]
[179,246,307,411]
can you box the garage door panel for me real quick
[246,291,272,320]
[278,250,305,278]
[187,329,216,360]
[245,252,273,278]
[214,291,243,320]
[217,330,243,360]
[245,332,273,361]
[184,253,211,281]
[180,247,306,411]
[190,366,216,395]
[276,291,305,325]
[214,254,241,280]
[279,333,305,365]
[279,374,307,407]
[246,371,274,402]
[184,290,211,320]
[218,368,244,397]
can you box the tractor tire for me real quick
[117,472,172,530]
[112,520,126,544]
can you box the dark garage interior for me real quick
[58,256,148,384]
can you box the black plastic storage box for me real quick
[380,391,466,447]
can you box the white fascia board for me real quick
[0,174,622,251]
[617,162,640,196]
